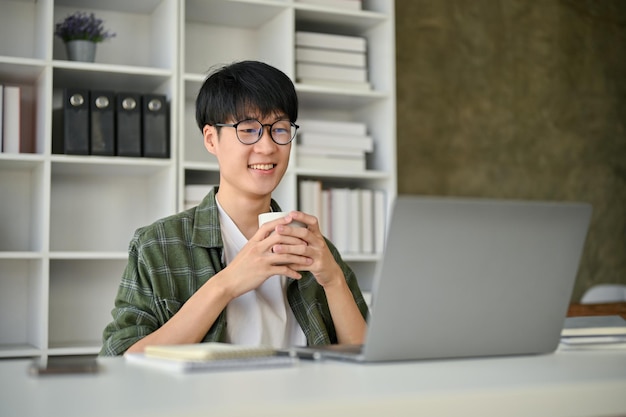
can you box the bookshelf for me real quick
[0,0,396,359]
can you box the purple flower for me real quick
[55,11,116,43]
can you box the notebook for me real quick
[297,195,592,362]
[126,343,296,373]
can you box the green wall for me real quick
[395,0,626,301]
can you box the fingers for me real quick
[288,211,320,232]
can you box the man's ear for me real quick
[203,124,217,155]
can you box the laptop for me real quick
[296,195,592,362]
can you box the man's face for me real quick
[204,113,292,200]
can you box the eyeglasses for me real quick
[214,119,299,145]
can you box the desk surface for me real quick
[1,349,625,417]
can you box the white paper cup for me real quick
[258,212,306,229]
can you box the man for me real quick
[100,61,368,356]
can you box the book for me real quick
[296,151,366,172]
[295,47,366,68]
[561,315,626,337]
[330,188,351,253]
[295,0,362,11]
[2,85,21,153]
[126,351,297,373]
[297,119,367,136]
[145,342,277,361]
[297,77,372,91]
[360,188,374,254]
[558,340,626,351]
[299,179,323,223]
[373,190,386,254]
[321,189,331,237]
[348,189,362,254]
[560,315,626,350]
[297,132,374,152]
[296,31,366,53]
[296,63,368,83]
[560,335,626,346]
[0,85,3,151]
[296,144,366,158]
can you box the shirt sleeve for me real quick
[99,231,167,356]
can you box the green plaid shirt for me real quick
[100,187,369,356]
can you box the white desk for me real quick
[1,350,625,417]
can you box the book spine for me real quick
[348,189,362,254]
[0,84,4,152]
[321,189,331,238]
[2,85,21,153]
[374,190,386,254]
[296,31,367,52]
[296,63,368,83]
[296,154,366,172]
[297,119,367,136]
[330,188,350,253]
[296,145,365,157]
[298,132,373,152]
[295,47,367,68]
[360,189,374,254]
[294,0,362,11]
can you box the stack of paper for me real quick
[126,342,297,373]
[295,31,370,91]
[560,315,626,350]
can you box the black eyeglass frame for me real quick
[214,119,299,145]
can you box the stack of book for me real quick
[295,31,370,91]
[295,119,373,172]
[560,315,626,350]
[295,0,362,11]
[299,179,386,255]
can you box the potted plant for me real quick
[55,11,116,62]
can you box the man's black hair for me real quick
[195,60,298,132]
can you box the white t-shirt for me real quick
[216,199,306,348]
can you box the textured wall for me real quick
[395,0,626,301]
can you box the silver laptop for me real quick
[297,195,592,362]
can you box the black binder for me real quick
[142,94,169,158]
[115,92,142,157]
[63,88,90,155]
[90,90,115,156]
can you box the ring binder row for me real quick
[54,88,170,158]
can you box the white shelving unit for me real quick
[0,0,395,360]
